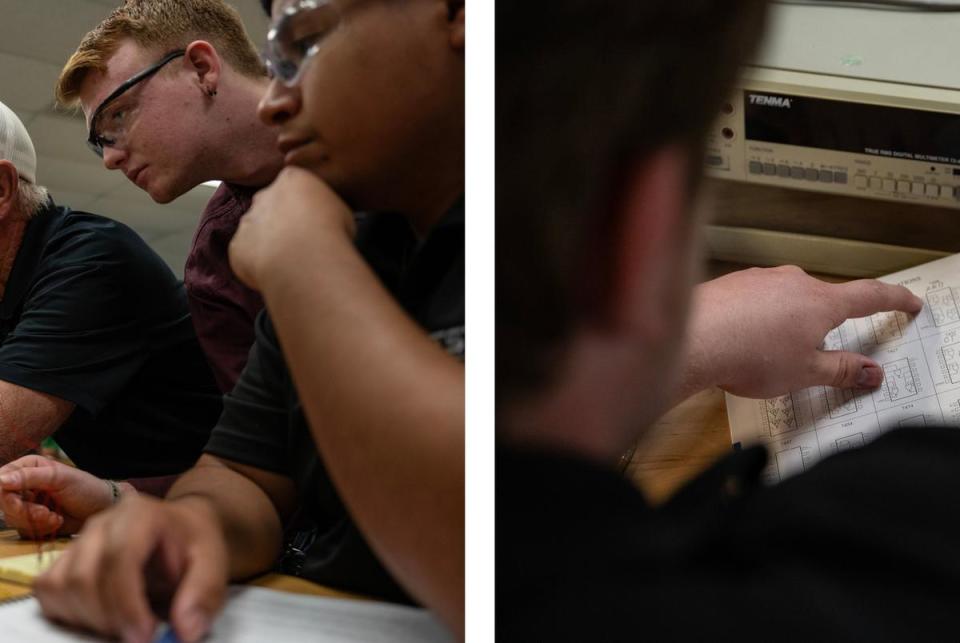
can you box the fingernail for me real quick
[179,609,210,642]
[0,474,12,485]
[856,365,882,388]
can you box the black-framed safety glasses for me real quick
[86,49,186,158]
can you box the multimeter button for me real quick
[854,175,868,188]
[804,168,819,181]
[896,181,910,194]
[763,163,777,175]
[882,179,896,192]
[790,166,804,179]
[941,185,954,199]
[819,171,833,183]
[912,182,925,196]
[926,184,940,197]
[834,172,848,184]
[749,161,763,174]
[777,164,790,178]
[869,177,882,190]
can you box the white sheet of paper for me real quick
[727,253,960,484]
[0,585,453,642]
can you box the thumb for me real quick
[169,542,228,643]
[815,351,883,389]
[0,466,61,492]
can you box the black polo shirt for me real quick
[498,427,960,641]
[0,201,222,479]
[205,198,464,602]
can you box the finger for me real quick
[813,350,883,390]
[97,510,163,643]
[169,540,228,642]
[35,524,113,635]
[2,492,62,538]
[48,512,64,534]
[835,280,923,319]
[16,509,61,539]
[0,465,64,492]
[0,490,23,516]
[19,501,51,527]
[0,493,41,531]
[0,454,46,475]
[35,548,74,623]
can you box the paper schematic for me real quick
[0,585,453,642]
[727,253,960,485]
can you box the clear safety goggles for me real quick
[263,0,341,86]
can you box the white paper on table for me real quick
[727,253,960,484]
[0,585,454,642]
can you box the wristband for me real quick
[105,479,121,505]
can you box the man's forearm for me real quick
[0,381,75,464]
[166,457,286,580]
[260,233,464,632]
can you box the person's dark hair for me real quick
[496,0,769,409]
[261,0,271,16]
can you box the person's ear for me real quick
[0,162,19,222]
[183,40,222,97]
[606,146,693,338]
[448,0,464,50]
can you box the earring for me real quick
[207,88,218,97]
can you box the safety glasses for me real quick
[86,50,186,158]
[262,0,341,86]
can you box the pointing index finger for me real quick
[835,279,923,320]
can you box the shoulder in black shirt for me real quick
[498,427,960,641]
[0,201,221,478]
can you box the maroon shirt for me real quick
[184,183,264,393]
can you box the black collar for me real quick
[0,200,63,321]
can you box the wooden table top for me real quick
[625,387,732,505]
[0,529,361,605]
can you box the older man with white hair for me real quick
[0,100,221,536]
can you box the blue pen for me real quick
[154,625,182,643]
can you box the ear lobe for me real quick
[448,1,464,49]
[0,162,19,222]
[184,40,222,92]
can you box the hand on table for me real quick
[229,166,356,292]
[34,495,229,643]
[0,455,120,538]
[683,265,923,399]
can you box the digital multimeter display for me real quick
[744,91,960,167]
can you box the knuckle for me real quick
[65,566,96,596]
[831,355,852,387]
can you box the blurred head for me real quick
[258,0,465,217]
[56,0,267,203]
[497,1,768,452]
[0,100,49,221]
